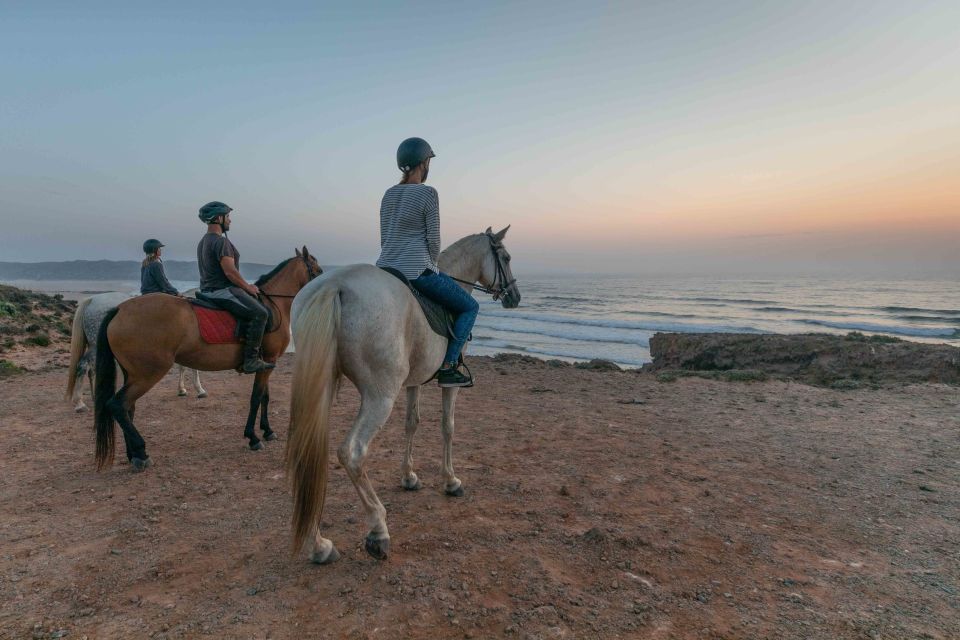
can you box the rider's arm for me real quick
[380,193,388,248]
[152,262,179,296]
[425,188,440,262]
[220,256,258,295]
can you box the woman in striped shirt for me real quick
[375,137,478,388]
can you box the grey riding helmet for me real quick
[142,239,164,254]
[198,201,233,224]
[397,137,435,171]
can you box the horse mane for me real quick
[438,233,487,275]
[255,257,295,287]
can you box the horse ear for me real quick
[494,225,511,241]
[302,245,309,259]
[295,247,302,257]
[485,226,493,234]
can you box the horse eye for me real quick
[504,256,511,262]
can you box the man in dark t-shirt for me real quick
[196,201,274,374]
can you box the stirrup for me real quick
[436,361,473,388]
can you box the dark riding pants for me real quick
[411,271,479,365]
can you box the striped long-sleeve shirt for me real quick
[375,183,441,280]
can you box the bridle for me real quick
[257,254,321,329]
[449,232,517,302]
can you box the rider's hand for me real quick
[246,284,260,296]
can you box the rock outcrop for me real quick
[647,332,960,385]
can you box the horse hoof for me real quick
[402,476,422,491]
[364,535,390,560]
[130,457,151,472]
[249,441,264,451]
[197,392,208,399]
[263,432,277,442]
[310,545,341,565]
[445,484,465,497]
[177,390,187,397]
[74,405,88,413]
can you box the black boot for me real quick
[241,317,274,374]
[437,362,473,388]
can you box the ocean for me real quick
[6,274,958,368]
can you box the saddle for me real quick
[379,267,456,340]
[187,293,276,345]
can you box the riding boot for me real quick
[241,316,274,374]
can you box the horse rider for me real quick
[375,137,478,388]
[140,238,180,296]
[196,201,274,374]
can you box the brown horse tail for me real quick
[94,307,120,470]
[286,285,341,553]
[65,296,92,401]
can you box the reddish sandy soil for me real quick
[1,355,958,639]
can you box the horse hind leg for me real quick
[73,358,90,412]
[111,369,168,472]
[400,386,422,490]
[336,390,398,561]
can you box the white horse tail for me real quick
[65,296,92,401]
[286,285,341,553]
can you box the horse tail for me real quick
[65,296,92,401]
[94,307,120,470]
[286,285,341,553]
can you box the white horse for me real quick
[286,226,519,563]
[66,291,207,412]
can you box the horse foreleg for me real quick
[177,366,188,397]
[243,371,269,450]
[440,387,464,496]
[337,392,397,560]
[259,370,275,441]
[193,369,207,398]
[400,386,422,490]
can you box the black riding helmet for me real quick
[198,201,233,224]
[397,137,435,171]
[142,239,164,254]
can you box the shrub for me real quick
[25,333,51,347]
[829,379,862,391]
[721,369,768,382]
[0,359,23,377]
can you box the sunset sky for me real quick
[1,2,958,274]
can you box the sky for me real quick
[1,1,958,275]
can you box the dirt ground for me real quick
[1,355,958,640]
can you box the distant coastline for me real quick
[0,259,275,282]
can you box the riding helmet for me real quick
[142,239,164,254]
[198,201,233,224]
[396,137,435,171]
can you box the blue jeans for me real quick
[411,270,479,365]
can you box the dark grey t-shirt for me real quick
[197,232,239,291]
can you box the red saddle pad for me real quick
[192,305,241,344]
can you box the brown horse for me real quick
[94,247,322,471]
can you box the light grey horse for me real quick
[286,227,519,564]
[66,291,206,412]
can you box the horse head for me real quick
[481,226,520,309]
